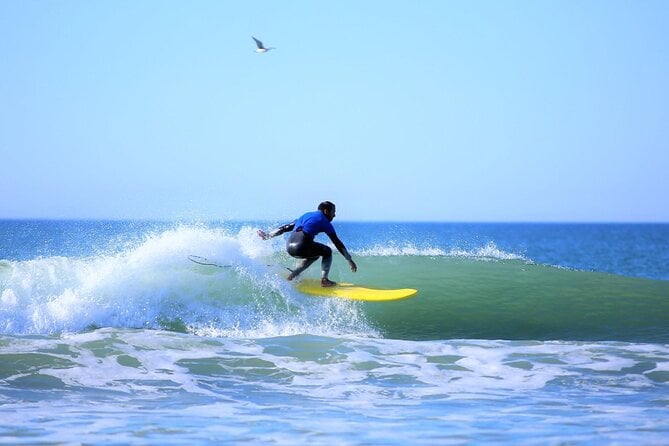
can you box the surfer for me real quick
[257,201,357,287]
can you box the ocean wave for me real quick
[0,226,374,337]
[3,225,666,343]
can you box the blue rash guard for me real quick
[293,211,335,237]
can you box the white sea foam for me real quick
[3,330,666,404]
[2,330,668,444]
[356,241,526,261]
[448,241,527,261]
[0,226,373,337]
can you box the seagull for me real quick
[252,36,274,53]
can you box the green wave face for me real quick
[356,257,669,342]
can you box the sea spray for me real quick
[0,225,375,337]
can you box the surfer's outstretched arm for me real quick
[327,233,358,273]
[258,222,295,240]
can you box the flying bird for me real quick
[252,37,274,53]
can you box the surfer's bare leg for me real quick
[320,249,336,287]
[287,257,318,280]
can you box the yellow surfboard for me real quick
[296,279,418,302]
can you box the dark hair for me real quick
[318,201,336,212]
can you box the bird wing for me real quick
[252,37,264,49]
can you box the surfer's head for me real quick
[318,201,336,221]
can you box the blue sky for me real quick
[1,1,668,222]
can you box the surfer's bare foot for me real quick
[285,268,298,281]
[321,278,336,287]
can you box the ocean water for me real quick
[1,220,668,444]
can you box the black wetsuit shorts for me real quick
[286,230,332,259]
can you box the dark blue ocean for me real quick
[1,220,668,444]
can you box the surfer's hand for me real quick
[349,259,357,273]
[257,230,270,240]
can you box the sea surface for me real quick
[1,220,668,444]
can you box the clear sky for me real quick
[1,1,668,222]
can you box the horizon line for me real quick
[1,217,668,225]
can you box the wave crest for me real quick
[0,225,370,337]
[356,241,525,261]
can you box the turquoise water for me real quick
[1,221,668,444]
